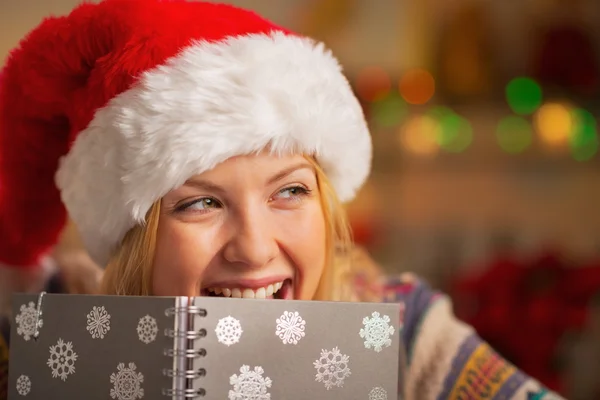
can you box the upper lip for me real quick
[202,276,291,290]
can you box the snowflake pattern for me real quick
[16,375,31,396]
[229,365,272,400]
[136,315,158,344]
[275,311,306,345]
[313,347,351,390]
[110,362,144,400]
[86,306,111,339]
[369,386,388,400]
[359,311,395,352]
[47,338,78,381]
[15,302,40,341]
[216,316,243,346]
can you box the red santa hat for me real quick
[0,0,371,269]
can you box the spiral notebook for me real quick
[8,293,403,399]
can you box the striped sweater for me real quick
[381,274,565,400]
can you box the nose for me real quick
[222,210,278,269]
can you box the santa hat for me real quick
[0,0,371,269]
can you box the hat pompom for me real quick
[0,1,120,268]
[0,21,73,268]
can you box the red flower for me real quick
[449,249,600,394]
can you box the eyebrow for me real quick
[184,161,315,192]
[266,162,315,185]
[183,179,224,193]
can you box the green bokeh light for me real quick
[496,116,533,154]
[427,106,454,119]
[505,77,543,115]
[569,108,598,162]
[427,107,472,153]
[370,92,408,127]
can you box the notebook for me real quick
[8,293,403,399]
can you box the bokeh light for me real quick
[370,92,408,128]
[426,106,473,153]
[496,116,533,154]
[399,68,435,105]
[534,102,573,148]
[355,66,392,102]
[569,108,598,162]
[505,77,543,115]
[426,105,454,120]
[398,114,441,156]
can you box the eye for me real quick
[273,185,311,201]
[176,197,221,213]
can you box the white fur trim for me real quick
[55,31,371,266]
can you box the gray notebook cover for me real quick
[8,293,402,399]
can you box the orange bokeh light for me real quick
[534,102,574,148]
[355,66,392,102]
[398,115,441,157]
[399,68,435,105]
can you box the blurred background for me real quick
[2,0,600,398]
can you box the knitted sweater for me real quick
[0,274,566,400]
[381,274,565,400]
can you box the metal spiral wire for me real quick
[163,306,207,398]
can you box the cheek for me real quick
[152,219,215,296]
[280,205,327,299]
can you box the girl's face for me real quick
[152,153,327,300]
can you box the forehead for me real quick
[197,153,312,179]
[176,153,318,195]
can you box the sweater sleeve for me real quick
[382,274,566,400]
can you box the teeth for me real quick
[207,280,285,299]
[266,285,274,296]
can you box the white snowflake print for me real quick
[16,375,31,396]
[216,316,243,346]
[313,347,351,390]
[47,338,78,381]
[110,362,144,400]
[136,315,158,344]
[369,386,388,400]
[86,305,111,339]
[228,365,272,400]
[275,311,306,345]
[15,302,40,341]
[359,311,395,352]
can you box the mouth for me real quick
[201,278,293,300]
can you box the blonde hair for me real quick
[100,158,356,300]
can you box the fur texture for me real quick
[0,0,371,267]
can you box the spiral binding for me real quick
[165,306,207,317]
[162,303,207,398]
